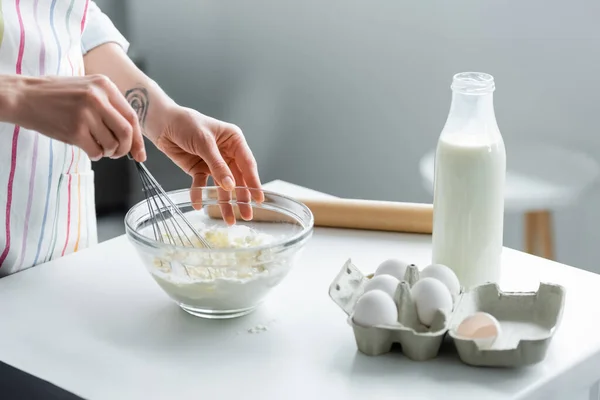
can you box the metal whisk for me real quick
[128,154,211,249]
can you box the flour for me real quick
[145,224,293,312]
[247,325,269,334]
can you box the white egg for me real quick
[420,263,461,297]
[374,258,410,281]
[352,289,398,327]
[410,277,453,327]
[363,275,400,299]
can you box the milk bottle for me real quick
[431,72,506,289]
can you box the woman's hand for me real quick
[151,106,263,224]
[9,74,146,162]
[80,42,263,223]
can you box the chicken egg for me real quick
[410,277,453,327]
[454,312,501,349]
[374,259,411,281]
[352,289,398,327]
[420,263,460,298]
[363,274,400,300]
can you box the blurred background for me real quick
[92,0,600,274]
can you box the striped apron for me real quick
[0,0,97,277]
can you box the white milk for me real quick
[431,72,506,289]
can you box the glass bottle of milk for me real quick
[431,72,506,289]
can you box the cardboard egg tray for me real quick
[328,259,566,367]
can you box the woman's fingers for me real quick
[105,81,146,162]
[129,129,147,162]
[217,186,235,225]
[88,115,119,158]
[190,173,208,211]
[99,105,133,159]
[198,137,235,192]
[239,165,263,203]
[84,75,145,161]
[233,141,263,203]
[230,162,253,221]
[78,130,104,161]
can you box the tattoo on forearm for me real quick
[125,87,149,127]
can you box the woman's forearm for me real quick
[0,75,27,124]
[83,43,177,143]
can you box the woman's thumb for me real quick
[130,130,147,162]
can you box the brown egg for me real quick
[455,312,501,349]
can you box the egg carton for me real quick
[328,259,566,367]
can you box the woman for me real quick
[0,0,262,276]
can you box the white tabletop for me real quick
[1,181,600,400]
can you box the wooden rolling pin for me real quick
[206,198,433,234]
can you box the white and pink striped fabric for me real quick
[0,0,129,277]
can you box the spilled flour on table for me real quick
[247,325,269,334]
[235,318,278,335]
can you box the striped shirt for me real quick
[0,0,129,276]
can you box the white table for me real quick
[1,180,600,400]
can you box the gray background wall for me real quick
[95,0,600,273]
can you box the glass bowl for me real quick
[125,186,314,319]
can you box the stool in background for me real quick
[419,144,600,260]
